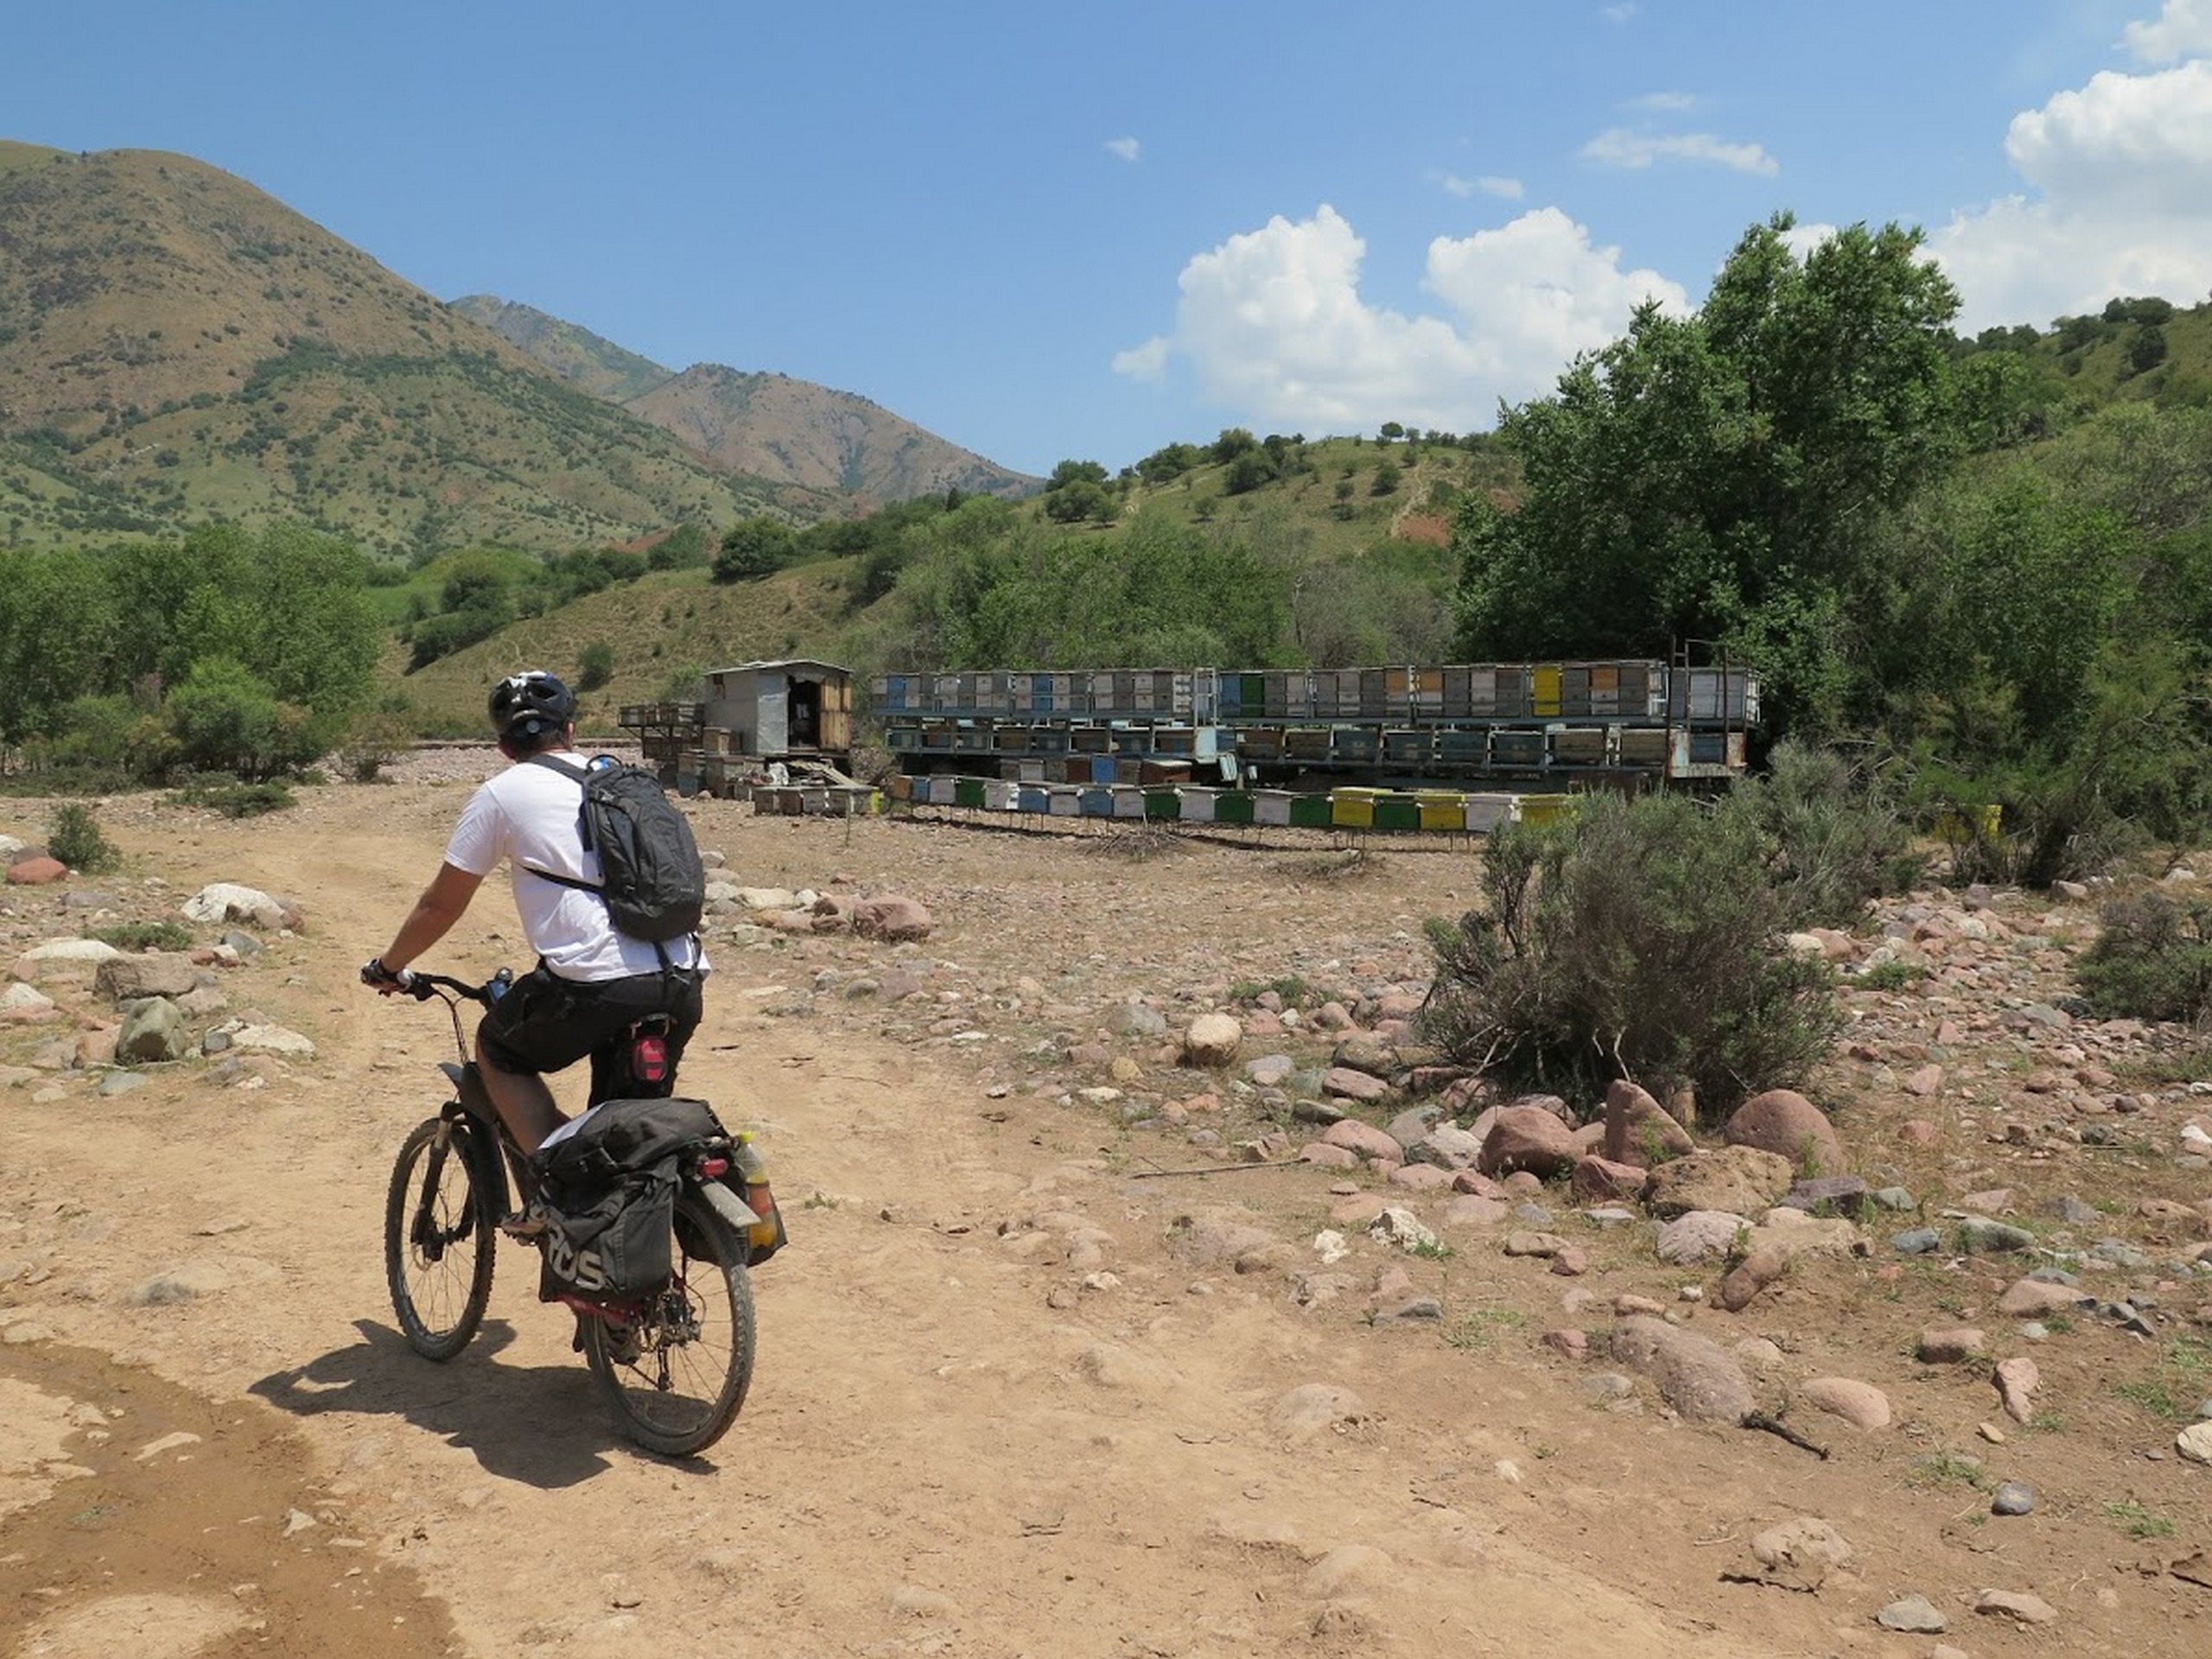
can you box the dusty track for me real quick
[2,779,2207,1657]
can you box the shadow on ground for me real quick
[251,1317,639,1488]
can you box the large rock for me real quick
[1645,1146,1796,1219]
[1322,1066,1391,1104]
[1607,1316,1754,1425]
[1332,1033,1398,1078]
[95,954,203,1004]
[7,856,67,886]
[1181,1014,1243,1069]
[1723,1090,1845,1179]
[1602,1079,1696,1166]
[1799,1376,1891,1430]
[116,997,189,1064]
[852,895,934,941]
[1572,1154,1648,1203]
[1474,1105,1579,1179]
[1656,1210,1750,1266]
[1320,1119,1403,1166]
[181,883,299,930]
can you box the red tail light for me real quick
[632,1033,669,1085]
[697,1155,730,1179]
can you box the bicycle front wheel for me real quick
[385,1116,496,1360]
[583,1188,756,1457]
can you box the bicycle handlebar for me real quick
[397,969,512,1007]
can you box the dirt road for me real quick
[3,779,2207,1657]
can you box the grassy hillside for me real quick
[0,143,834,554]
[391,560,866,734]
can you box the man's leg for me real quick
[477,1052,568,1154]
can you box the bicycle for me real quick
[380,968,768,1457]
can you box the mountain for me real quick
[0,142,954,556]
[454,297,1039,504]
[446,294,674,403]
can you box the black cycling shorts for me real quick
[476,963,704,1105]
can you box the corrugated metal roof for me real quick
[705,659,851,677]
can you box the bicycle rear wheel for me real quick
[385,1116,496,1360]
[582,1188,756,1457]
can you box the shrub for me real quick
[577,642,616,691]
[48,803,119,873]
[1745,740,1923,925]
[173,779,296,818]
[2076,891,2212,1024]
[1417,790,1843,1112]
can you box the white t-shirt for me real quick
[443,753,708,982]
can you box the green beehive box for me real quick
[953,776,987,810]
[1144,789,1182,821]
[1214,791,1255,824]
[1373,795,1421,832]
[1289,793,1334,829]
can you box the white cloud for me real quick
[1583,128,1780,175]
[1437,171,1524,200]
[1104,137,1141,162]
[1601,3,1640,22]
[1630,91,1699,112]
[1112,204,1688,433]
[1934,56,2212,327]
[2124,0,2212,61]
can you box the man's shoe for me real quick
[499,1203,550,1240]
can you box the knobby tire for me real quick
[385,1116,496,1360]
[582,1187,756,1457]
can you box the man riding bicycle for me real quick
[362,671,709,1157]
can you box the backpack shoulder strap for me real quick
[518,751,601,889]
[524,752,590,782]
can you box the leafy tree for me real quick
[2127,322,2169,375]
[1046,459,1109,490]
[1454,213,1965,734]
[714,518,797,582]
[1135,442,1203,485]
[1370,461,1402,496]
[577,642,616,691]
[1378,422,1405,442]
[646,522,711,571]
[1208,428,1258,463]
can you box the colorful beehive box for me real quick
[1077,786,1115,817]
[1017,785,1050,815]
[1551,727,1607,766]
[926,775,960,806]
[1464,792,1522,833]
[1144,790,1182,821]
[1046,787,1080,817]
[1330,787,1381,829]
[1254,790,1294,827]
[1416,791,1464,830]
[1179,787,1217,823]
[1290,793,1335,829]
[1373,793,1421,832]
[1517,793,1580,828]
[953,776,987,810]
[1214,791,1255,825]
[887,773,914,803]
[1110,785,1147,819]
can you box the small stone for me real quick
[1891,1228,1942,1255]
[1876,1595,1948,1634]
[1918,1326,1987,1364]
[1974,1588,2057,1625]
[1798,1376,1890,1430]
[1995,1355,2039,1423]
[1991,1481,2037,1516]
[2178,1421,2212,1465]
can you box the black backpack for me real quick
[523,753,705,944]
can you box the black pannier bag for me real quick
[531,1096,727,1303]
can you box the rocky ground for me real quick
[0,768,2209,1658]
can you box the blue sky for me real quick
[13,1,2212,476]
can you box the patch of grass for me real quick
[1408,1239,1455,1262]
[2105,1501,2177,1540]
[1908,1451,1994,1492]
[1445,1307,1530,1352]
[1229,976,1311,1009]
[1858,960,1929,992]
[2116,1334,2212,1422]
[92,921,193,952]
[2024,1411,2069,1434]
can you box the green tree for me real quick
[1453,213,1965,734]
[714,518,797,582]
[577,641,616,691]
